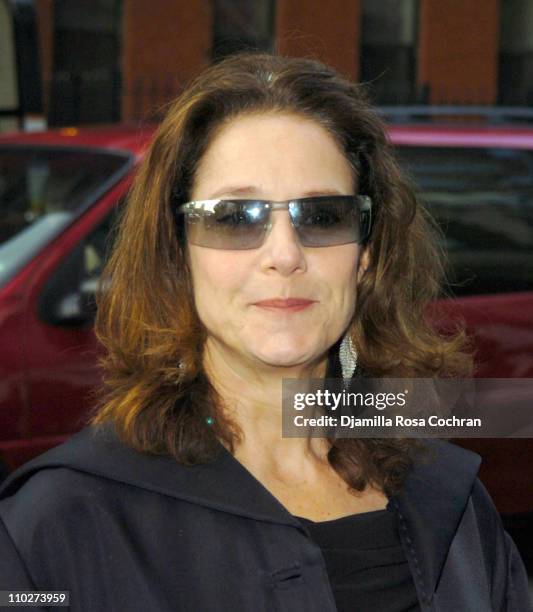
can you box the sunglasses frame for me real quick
[175,195,373,248]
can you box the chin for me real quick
[253,346,318,369]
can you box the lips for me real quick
[252,298,317,311]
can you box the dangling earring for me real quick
[339,334,358,379]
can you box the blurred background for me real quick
[0,0,532,590]
[1,0,532,130]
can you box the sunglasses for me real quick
[175,195,372,250]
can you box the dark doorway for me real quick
[212,0,274,61]
[499,0,533,105]
[360,0,419,104]
[49,0,122,126]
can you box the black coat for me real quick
[0,424,530,612]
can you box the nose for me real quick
[259,210,307,276]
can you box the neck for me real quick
[203,338,331,473]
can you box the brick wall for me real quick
[275,0,360,80]
[122,0,212,121]
[417,0,500,104]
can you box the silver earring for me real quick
[339,334,358,379]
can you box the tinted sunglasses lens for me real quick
[185,200,268,249]
[292,197,361,247]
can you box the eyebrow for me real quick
[208,186,346,199]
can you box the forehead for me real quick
[191,112,355,200]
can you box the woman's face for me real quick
[187,112,367,371]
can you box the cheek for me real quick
[188,248,248,314]
[315,246,360,298]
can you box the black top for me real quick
[294,508,420,612]
[1,427,531,611]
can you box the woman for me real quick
[0,53,530,611]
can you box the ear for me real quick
[357,248,370,282]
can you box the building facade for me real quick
[0,0,531,130]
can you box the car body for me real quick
[0,126,154,468]
[0,118,532,517]
[386,120,533,518]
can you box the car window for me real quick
[396,146,533,297]
[0,146,130,288]
[37,204,121,326]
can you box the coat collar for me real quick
[0,423,301,527]
[0,422,480,599]
[391,438,481,602]
[0,351,480,599]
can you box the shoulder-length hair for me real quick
[90,52,472,497]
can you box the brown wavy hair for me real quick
[89,52,472,497]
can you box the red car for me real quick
[1,119,532,517]
[0,126,154,472]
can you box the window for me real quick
[37,205,120,327]
[0,146,129,287]
[212,0,274,60]
[360,0,418,104]
[499,0,533,105]
[396,146,533,296]
[49,0,122,125]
